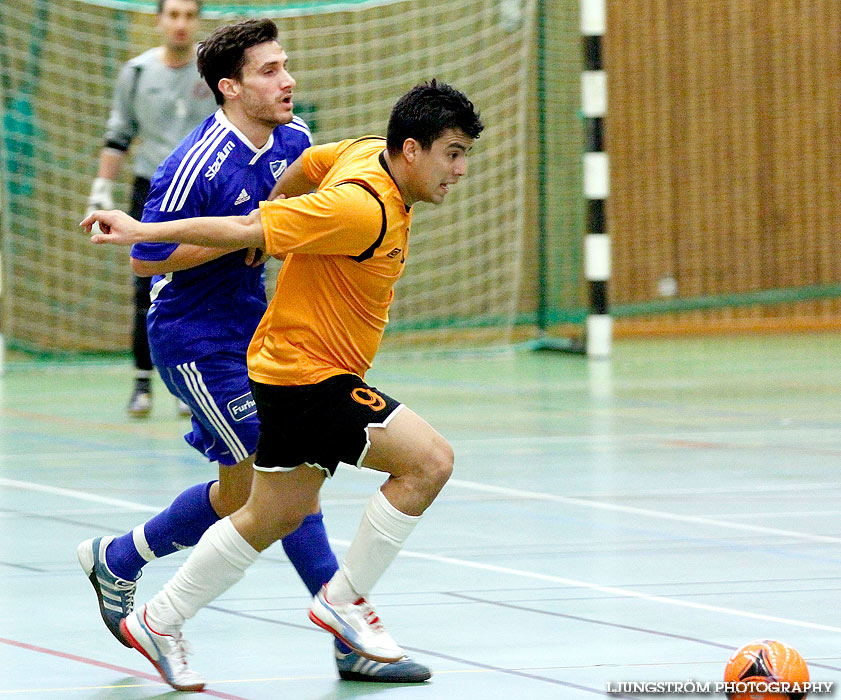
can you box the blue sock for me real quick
[281,510,339,595]
[106,480,220,581]
[281,511,351,654]
[281,511,351,653]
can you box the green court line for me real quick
[5,283,839,363]
[392,283,841,332]
[72,0,408,17]
[535,0,549,332]
[610,282,841,317]
[3,337,131,363]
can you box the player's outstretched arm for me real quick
[132,244,238,277]
[82,208,266,249]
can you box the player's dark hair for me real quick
[157,0,202,14]
[197,18,279,105]
[386,79,484,155]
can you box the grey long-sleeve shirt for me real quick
[104,47,216,180]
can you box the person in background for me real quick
[86,0,214,417]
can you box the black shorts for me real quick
[130,176,151,220]
[250,373,403,477]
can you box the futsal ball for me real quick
[724,639,809,700]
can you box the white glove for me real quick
[86,177,115,235]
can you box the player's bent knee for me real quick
[213,491,248,517]
[210,481,251,518]
[268,514,308,543]
[233,503,309,551]
[212,458,256,516]
[417,436,454,493]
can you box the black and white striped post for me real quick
[581,0,611,358]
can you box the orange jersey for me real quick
[248,137,412,385]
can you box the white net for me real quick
[0,0,540,356]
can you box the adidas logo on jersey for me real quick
[234,189,250,206]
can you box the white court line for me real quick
[450,430,840,446]
[6,474,839,544]
[446,478,841,545]
[4,477,839,635]
[0,478,160,513]
[373,546,841,634]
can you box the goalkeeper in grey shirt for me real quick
[86,0,215,417]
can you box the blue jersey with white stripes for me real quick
[131,109,312,367]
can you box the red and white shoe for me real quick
[120,606,205,692]
[309,586,404,663]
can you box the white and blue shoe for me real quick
[120,606,205,692]
[310,586,404,663]
[127,384,152,418]
[335,643,431,683]
[77,536,138,647]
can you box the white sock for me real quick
[144,516,258,632]
[327,489,421,602]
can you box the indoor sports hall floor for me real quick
[1,333,840,699]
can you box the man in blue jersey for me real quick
[77,18,429,689]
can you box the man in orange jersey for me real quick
[83,79,484,688]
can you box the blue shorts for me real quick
[158,350,258,466]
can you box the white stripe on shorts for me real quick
[357,403,405,468]
[253,460,332,477]
[176,361,249,463]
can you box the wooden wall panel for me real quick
[606,1,841,328]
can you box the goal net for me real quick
[0,0,585,358]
